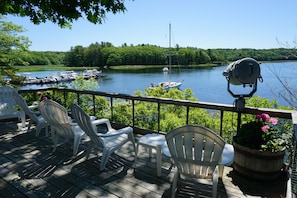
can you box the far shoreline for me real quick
[15,60,297,73]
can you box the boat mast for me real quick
[169,23,172,82]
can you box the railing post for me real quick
[220,110,224,137]
[291,112,297,198]
[92,94,96,116]
[63,90,67,107]
[76,92,80,105]
[186,106,189,125]
[110,97,114,121]
[132,100,135,127]
[237,111,242,133]
[158,101,160,132]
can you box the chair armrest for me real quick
[99,126,133,137]
[28,103,39,110]
[91,118,111,126]
[91,118,113,131]
[28,104,41,115]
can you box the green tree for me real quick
[64,45,85,67]
[0,16,31,85]
[0,0,128,27]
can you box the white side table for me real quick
[136,133,166,177]
[218,143,234,178]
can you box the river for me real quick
[19,61,297,107]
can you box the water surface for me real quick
[20,62,297,107]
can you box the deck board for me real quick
[0,120,291,197]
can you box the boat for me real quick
[157,81,183,91]
[162,67,169,72]
[59,70,79,81]
[82,69,102,79]
[151,23,183,91]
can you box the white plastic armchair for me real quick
[38,100,85,155]
[165,124,225,198]
[70,103,136,171]
[12,92,48,136]
[0,86,25,127]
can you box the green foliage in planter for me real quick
[234,113,293,152]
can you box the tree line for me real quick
[13,43,297,68]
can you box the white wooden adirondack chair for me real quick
[165,124,225,198]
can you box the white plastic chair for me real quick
[70,103,136,171]
[165,124,225,198]
[12,92,48,136]
[39,100,85,155]
[0,86,25,127]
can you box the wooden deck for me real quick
[0,120,291,198]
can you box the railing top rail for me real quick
[19,87,295,119]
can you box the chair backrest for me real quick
[0,85,18,114]
[39,100,74,138]
[70,103,103,146]
[12,92,38,122]
[165,124,225,179]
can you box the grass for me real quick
[15,63,218,72]
[109,64,217,70]
[15,65,98,72]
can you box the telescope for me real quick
[223,57,263,110]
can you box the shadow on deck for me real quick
[0,120,291,197]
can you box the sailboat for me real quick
[151,23,183,91]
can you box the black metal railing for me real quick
[19,87,297,197]
[19,87,294,133]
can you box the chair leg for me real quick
[86,143,93,159]
[148,147,152,158]
[52,135,59,152]
[19,111,26,128]
[134,143,140,169]
[35,123,42,136]
[73,135,83,155]
[129,132,136,151]
[27,120,33,133]
[100,149,111,171]
[212,166,219,198]
[156,145,162,177]
[218,164,224,179]
[171,167,179,198]
[128,131,136,167]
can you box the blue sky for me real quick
[5,0,297,51]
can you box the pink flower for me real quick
[256,114,262,120]
[269,117,278,125]
[261,113,270,121]
[261,125,270,132]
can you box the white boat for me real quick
[22,73,41,84]
[24,76,41,84]
[59,70,78,81]
[162,67,169,72]
[157,81,183,91]
[151,24,183,91]
[82,69,102,79]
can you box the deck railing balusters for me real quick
[17,87,297,197]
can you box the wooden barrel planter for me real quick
[232,141,285,180]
